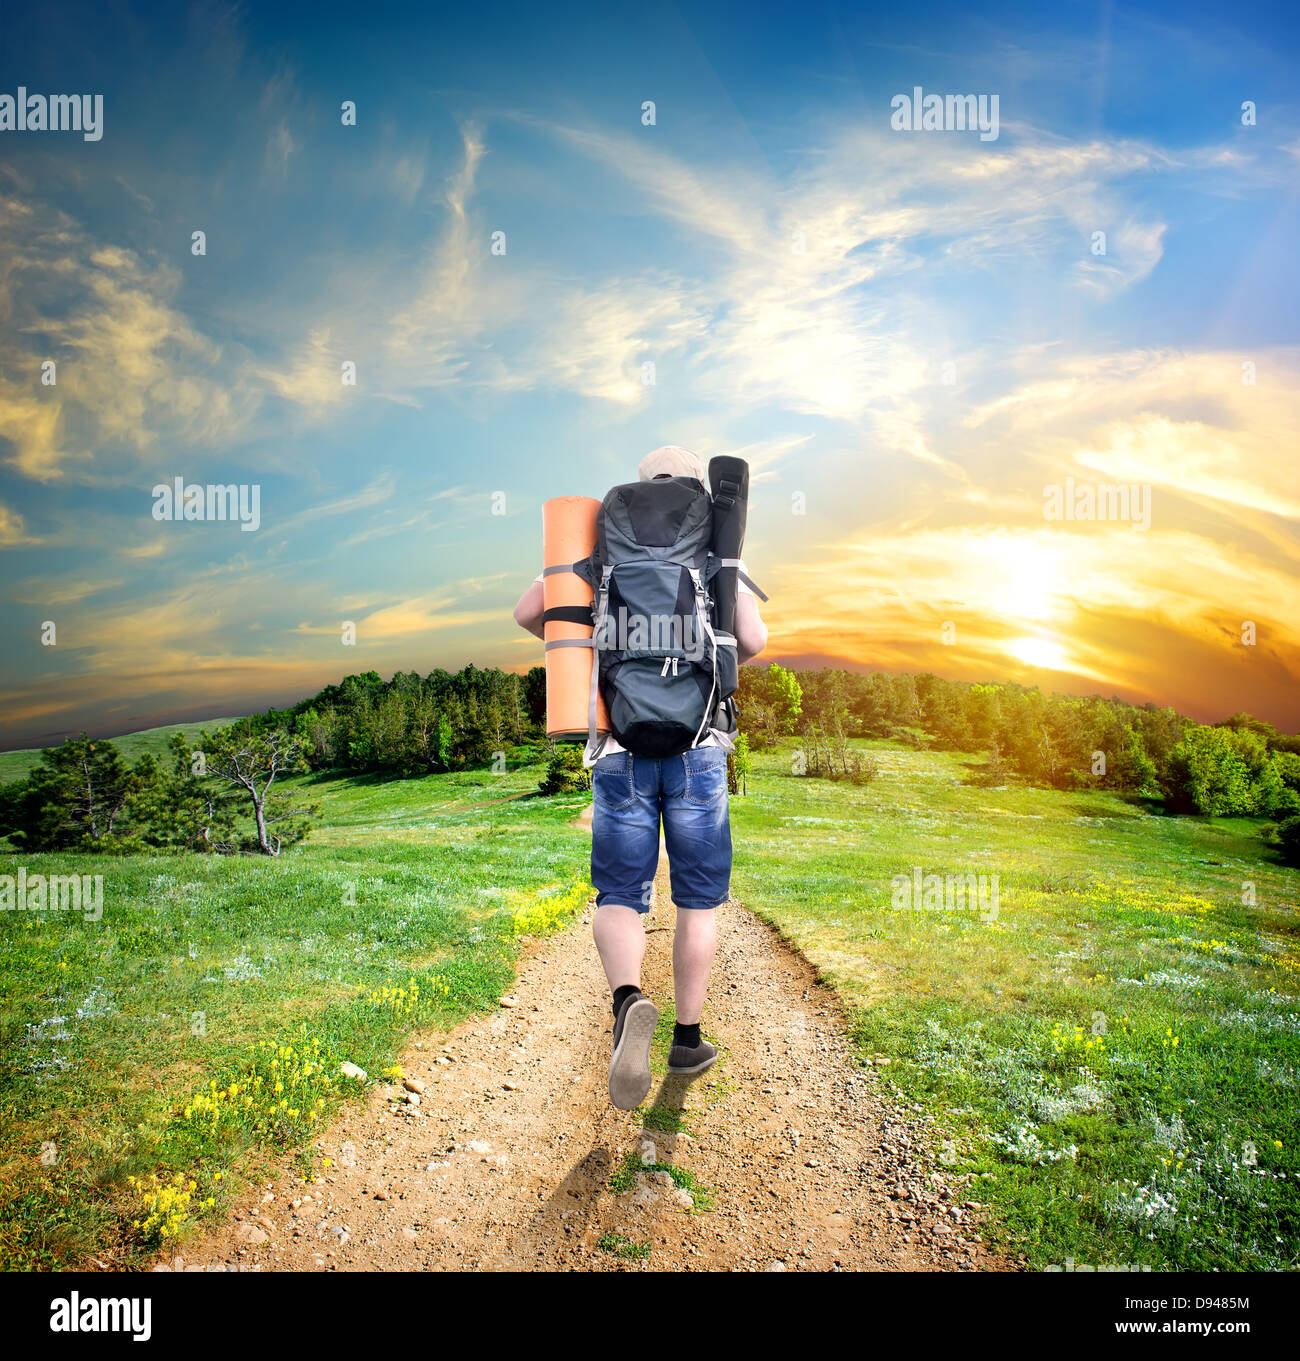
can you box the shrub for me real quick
[729,733,752,795]
[1162,725,1260,815]
[1264,814,1300,867]
[538,744,590,794]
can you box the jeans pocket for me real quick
[682,746,727,809]
[592,751,635,811]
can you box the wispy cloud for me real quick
[0,502,38,548]
[1,3,1298,745]
[0,192,262,483]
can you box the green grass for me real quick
[4,720,1297,1273]
[641,1105,691,1134]
[596,1230,651,1260]
[608,1147,715,1212]
[651,1161,715,1211]
[0,756,592,1268]
[0,718,244,786]
[731,739,1300,1271]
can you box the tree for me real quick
[1270,751,1300,815]
[1264,814,1300,867]
[765,663,804,735]
[889,672,922,727]
[202,726,316,855]
[281,663,551,776]
[129,735,241,851]
[966,684,1001,746]
[985,735,1007,783]
[506,673,527,742]
[1162,726,1258,815]
[917,673,972,748]
[294,705,337,768]
[729,733,752,795]
[538,744,589,794]
[0,735,143,850]
[407,691,452,772]
[1110,723,1160,795]
[524,666,548,727]
[1218,712,1277,742]
[852,672,897,737]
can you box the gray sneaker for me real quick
[667,1039,718,1075]
[608,991,658,1109]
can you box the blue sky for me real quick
[1,0,1298,746]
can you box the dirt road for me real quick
[176,827,1003,1272]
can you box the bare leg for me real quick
[592,903,646,992]
[672,908,716,1025]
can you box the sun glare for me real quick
[1009,636,1069,670]
[986,539,1060,622]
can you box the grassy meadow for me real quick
[1,726,1296,1271]
[0,719,243,786]
[731,740,1300,1271]
[0,756,592,1268]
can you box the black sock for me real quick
[612,984,640,1017]
[673,1021,701,1049]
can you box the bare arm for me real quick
[734,592,767,664]
[513,579,545,640]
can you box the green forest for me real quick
[3,663,1299,865]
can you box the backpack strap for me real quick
[543,557,597,586]
[705,553,769,601]
[582,564,613,765]
[542,605,594,627]
[688,567,719,750]
[542,556,608,763]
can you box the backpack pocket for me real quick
[604,562,703,661]
[605,657,711,758]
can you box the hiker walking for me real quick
[514,445,767,1108]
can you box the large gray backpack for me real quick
[573,474,741,760]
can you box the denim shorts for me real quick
[590,745,731,912]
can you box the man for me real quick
[514,445,767,1108]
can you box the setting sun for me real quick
[1009,637,1070,671]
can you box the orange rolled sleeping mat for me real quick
[543,496,610,741]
